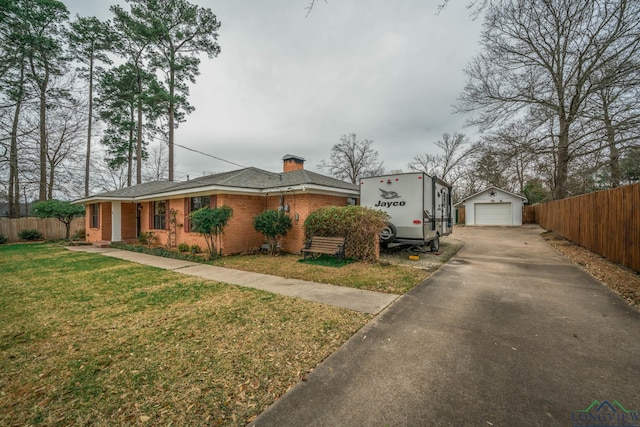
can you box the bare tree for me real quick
[305,0,327,17]
[456,0,640,199]
[479,120,544,194]
[408,132,471,184]
[143,139,168,182]
[585,60,640,187]
[44,98,85,199]
[319,133,384,183]
[90,152,130,192]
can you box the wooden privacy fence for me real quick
[0,217,85,241]
[522,205,536,224]
[456,206,466,224]
[532,183,639,273]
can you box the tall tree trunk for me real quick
[128,104,134,187]
[603,114,620,188]
[48,159,55,200]
[136,70,143,185]
[85,54,94,197]
[9,113,22,218]
[608,138,620,188]
[554,116,570,200]
[9,96,22,218]
[136,101,143,185]
[168,62,175,182]
[38,68,50,201]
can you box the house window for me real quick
[191,196,210,212]
[90,203,99,228]
[152,200,167,230]
[185,195,214,232]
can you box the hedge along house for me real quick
[454,186,527,226]
[73,155,359,254]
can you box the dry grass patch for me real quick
[0,243,370,426]
[211,253,430,294]
[211,239,463,295]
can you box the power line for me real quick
[174,142,247,169]
[174,143,281,180]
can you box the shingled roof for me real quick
[74,166,358,203]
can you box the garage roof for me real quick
[454,186,527,207]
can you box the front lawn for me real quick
[0,243,370,426]
[111,240,438,294]
[211,253,431,294]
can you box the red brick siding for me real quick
[83,192,355,254]
[121,203,137,240]
[267,193,352,253]
[140,201,169,246]
[86,202,113,242]
[283,158,304,172]
[216,194,265,254]
[174,197,220,253]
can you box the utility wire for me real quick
[174,142,280,179]
[173,142,247,169]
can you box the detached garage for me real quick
[455,186,527,226]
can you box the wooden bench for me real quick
[301,236,345,260]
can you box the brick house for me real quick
[74,155,359,254]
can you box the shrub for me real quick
[0,233,7,244]
[189,206,233,256]
[18,229,43,241]
[304,206,389,262]
[177,243,190,252]
[73,228,86,241]
[253,210,292,254]
[110,242,205,263]
[190,244,202,254]
[138,231,158,247]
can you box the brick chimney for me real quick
[283,154,305,172]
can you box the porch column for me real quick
[111,201,122,242]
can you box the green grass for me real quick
[111,241,436,294]
[297,254,356,267]
[0,243,370,426]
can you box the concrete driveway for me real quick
[250,226,640,426]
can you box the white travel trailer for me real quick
[359,172,453,251]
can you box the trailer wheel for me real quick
[380,223,397,244]
[430,234,440,252]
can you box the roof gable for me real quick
[454,186,527,207]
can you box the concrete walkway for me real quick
[66,246,397,315]
[249,226,640,426]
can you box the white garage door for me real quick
[474,203,512,225]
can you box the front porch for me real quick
[86,201,139,245]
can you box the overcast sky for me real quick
[65,0,483,180]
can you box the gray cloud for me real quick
[66,0,482,179]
